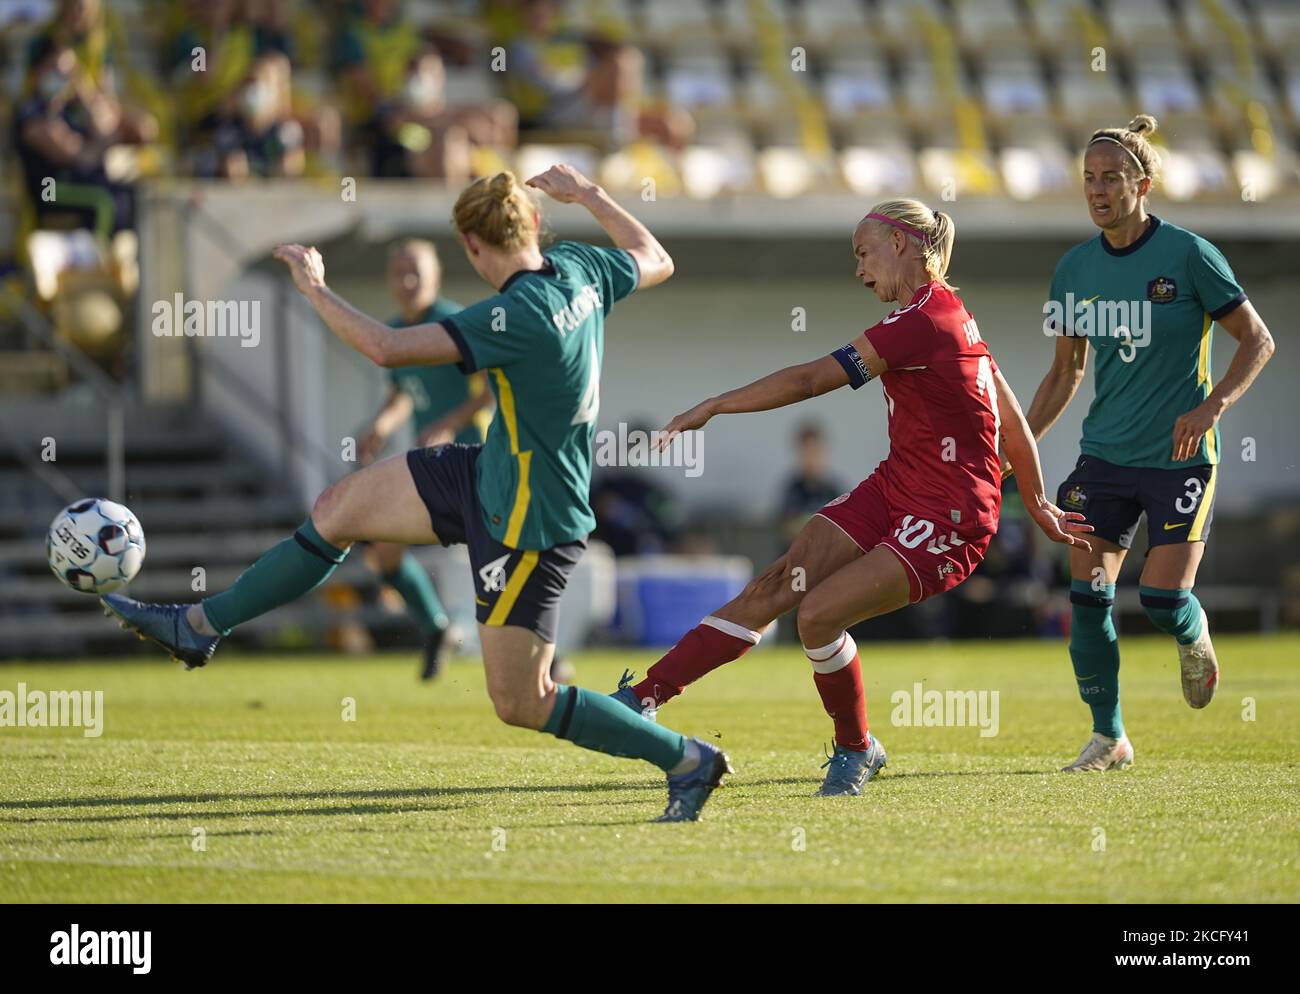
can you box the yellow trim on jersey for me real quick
[1189,466,1217,542]
[1196,312,1219,464]
[490,368,532,548]
[486,550,539,626]
[1197,312,1212,387]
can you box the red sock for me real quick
[807,633,870,751]
[633,615,762,707]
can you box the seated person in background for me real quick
[167,0,257,143]
[777,422,846,543]
[368,47,517,180]
[26,0,158,147]
[500,0,692,149]
[192,53,306,179]
[591,423,684,557]
[15,41,135,239]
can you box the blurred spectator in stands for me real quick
[25,0,158,147]
[14,41,136,239]
[169,0,338,176]
[243,0,295,59]
[367,48,516,181]
[498,0,692,149]
[777,422,846,543]
[168,0,253,141]
[192,52,306,179]
[336,0,514,179]
[591,422,684,557]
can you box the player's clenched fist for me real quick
[525,163,599,204]
[273,243,327,295]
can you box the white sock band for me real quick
[701,614,762,645]
[804,632,856,674]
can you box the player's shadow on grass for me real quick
[0,782,660,823]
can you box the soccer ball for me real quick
[47,498,146,594]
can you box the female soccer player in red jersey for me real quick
[612,199,1094,795]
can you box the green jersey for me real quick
[1046,216,1246,470]
[441,240,640,550]
[387,298,483,445]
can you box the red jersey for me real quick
[861,281,1002,533]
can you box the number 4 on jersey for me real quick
[571,341,600,426]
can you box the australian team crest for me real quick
[1147,276,1177,304]
[1062,484,1088,511]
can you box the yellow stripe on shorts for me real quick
[486,550,539,626]
[1189,466,1216,542]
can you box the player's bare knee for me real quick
[488,684,549,730]
[310,484,349,545]
[796,596,840,647]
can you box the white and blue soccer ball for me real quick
[46,498,146,594]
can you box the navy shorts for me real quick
[405,444,584,643]
[1056,454,1217,551]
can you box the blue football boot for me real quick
[611,669,658,722]
[101,594,220,670]
[816,738,888,796]
[656,738,732,822]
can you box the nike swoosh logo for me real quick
[1076,674,1096,681]
[475,597,489,606]
[1078,294,1100,306]
[1163,522,1189,531]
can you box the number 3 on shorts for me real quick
[1175,477,1203,515]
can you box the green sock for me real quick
[202,517,348,636]
[542,685,687,772]
[1069,579,1123,739]
[1139,586,1203,645]
[383,553,449,634]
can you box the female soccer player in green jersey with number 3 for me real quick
[103,165,735,822]
[1023,116,1275,772]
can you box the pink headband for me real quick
[864,212,931,247]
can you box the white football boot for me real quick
[1061,732,1135,772]
[1177,606,1219,709]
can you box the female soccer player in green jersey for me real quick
[103,166,734,822]
[1023,115,1275,771]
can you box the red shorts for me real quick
[815,473,994,604]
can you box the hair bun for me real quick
[488,171,516,201]
[1127,114,1159,136]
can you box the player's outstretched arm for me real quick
[526,164,674,289]
[1024,333,1088,442]
[658,355,849,448]
[1171,300,1274,462]
[994,367,1093,552]
[272,243,464,369]
[359,387,414,464]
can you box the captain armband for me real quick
[829,343,874,390]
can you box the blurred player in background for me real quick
[103,164,734,823]
[357,238,492,680]
[1023,115,1275,772]
[777,422,846,545]
[616,200,1092,795]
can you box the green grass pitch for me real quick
[2,634,1297,903]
